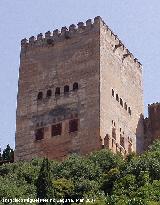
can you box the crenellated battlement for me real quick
[21,16,142,68]
[21,16,100,51]
[147,102,160,119]
[148,102,160,108]
[16,16,144,161]
[101,19,142,68]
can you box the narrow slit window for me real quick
[116,94,119,102]
[55,87,60,96]
[69,119,78,133]
[112,128,116,140]
[35,128,44,141]
[73,82,78,91]
[128,107,131,115]
[112,89,114,97]
[124,102,127,110]
[112,139,114,147]
[120,134,125,148]
[120,98,123,107]
[52,123,62,136]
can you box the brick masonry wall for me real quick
[15,16,144,161]
[100,19,144,154]
[15,18,101,161]
[144,103,160,150]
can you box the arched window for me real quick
[64,85,69,94]
[124,102,127,110]
[116,94,119,102]
[73,82,78,91]
[120,98,123,107]
[46,89,52,98]
[55,87,60,96]
[112,89,114,97]
[37,92,43,100]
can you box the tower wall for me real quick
[99,19,144,154]
[15,16,144,161]
[144,103,160,149]
[15,18,101,161]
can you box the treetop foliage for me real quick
[1,141,160,204]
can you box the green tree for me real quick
[53,178,74,201]
[101,168,120,195]
[0,148,2,162]
[35,158,53,204]
[89,149,124,172]
[2,144,14,162]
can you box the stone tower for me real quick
[15,16,144,161]
[144,103,160,149]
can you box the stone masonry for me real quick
[15,16,144,161]
[144,103,160,149]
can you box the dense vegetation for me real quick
[0,144,14,164]
[1,141,160,204]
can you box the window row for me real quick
[37,82,79,100]
[112,134,132,154]
[112,89,132,115]
[35,119,79,141]
[112,120,132,151]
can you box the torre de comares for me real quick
[15,16,158,161]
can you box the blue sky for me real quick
[0,0,160,150]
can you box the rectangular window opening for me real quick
[35,128,44,141]
[69,119,78,133]
[52,123,62,136]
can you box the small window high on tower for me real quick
[52,123,62,136]
[64,85,69,94]
[46,89,52,98]
[73,82,78,91]
[37,92,43,100]
[35,128,44,141]
[112,89,114,97]
[116,94,119,102]
[55,87,60,96]
[69,119,78,133]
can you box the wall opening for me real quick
[120,134,124,148]
[46,89,52,98]
[69,119,78,133]
[124,102,127,110]
[52,123,62,136]
[35,128,44,140]
[128,107,131,115]
[37,92,43,100]
[120,98,123,107]
[112,89,114,97]
[116,94,119,102]
[64,85,69,94]
[55,87,60,96]
[73,82,78,91]
[112,128,116,140]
